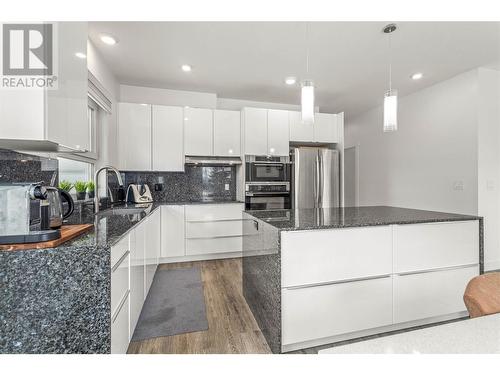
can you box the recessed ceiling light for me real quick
[411,72,423,80]
[181,64,192,72]
[75,52,86,59]
[285,77,297,85]
[100,34,118,46]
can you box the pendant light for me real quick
[301,23,314,125]
[383,23,398,132]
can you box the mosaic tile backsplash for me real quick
[111,165,237,203]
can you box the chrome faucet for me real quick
[94,166,124,213]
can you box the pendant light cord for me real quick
[388,31,392,93]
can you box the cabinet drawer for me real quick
[185,204,243,221]
[281,226,392,288]
[111,252,130,317]
[394,221,479,273]
[393,265,479,324]
[111,235,129,269]
[186,236,242,255]
[282,276,393,346]
[186,220,243,238]
[111,292,130,354]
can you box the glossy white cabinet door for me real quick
[161,205,185,258]
[111,293,130,354]
[185,203,244,221]
[314,113,339,143]
[243,107,268,155]
[118,103,152,170]
[145,210,161,294]
[111,252,130,318]
[213,109,241,156]
[289,111,313,142]
[393,266,479,323]
[129,227,144,337]
[184,107,213,156]
[267,109,290,156]
[152,105,184,171]
[394,221,479,273]
[186,236,242,255]
[282,276,393,346]
[281,226,393,288]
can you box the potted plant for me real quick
[58,180,73,193]
[74,181,88,201]
[87,181,95,199]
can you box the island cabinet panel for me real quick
[282,276,393,346]
[393,265,479,323]
[393,221,479,273]
[129,227,145,337]
[281,226,393,288]
[111,293,130,354]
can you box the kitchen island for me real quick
[242,206,483,353]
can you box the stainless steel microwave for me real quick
[245,155,291,183]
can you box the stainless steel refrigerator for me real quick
[291,147,340,209]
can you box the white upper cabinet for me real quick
[184,107,213,156]
[118,103,152,170]
[314,113,339,143]
[152,105,184,171]
[0,22,89,153]
[243,107,268,155]
[213,109,241,157]
[267,109,290,156]
[289,111,339,144]
[289,111,313,142]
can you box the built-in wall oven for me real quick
[245,156,291,210]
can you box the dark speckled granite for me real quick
[242,206,484,354]
[0,149,58,185]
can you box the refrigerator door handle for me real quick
[315,153,321,207]
[318,153,323,207]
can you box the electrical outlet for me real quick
[453,181,464,191]
[225,183,230,191]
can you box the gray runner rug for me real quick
[131,267,209,341]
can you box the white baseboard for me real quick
[159,251,242,264]
[281,311,468,353]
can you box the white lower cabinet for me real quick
[111,293,130,354]
[280,220,480,351]
[111,208,160,353]
[393,265,479,323]
[161,205,185,258]
[282,276,393,346]
[129,226,145,337]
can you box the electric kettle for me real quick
[43,187,75,229]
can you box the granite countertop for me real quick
[319,313,500,354]
[245,206,481,231]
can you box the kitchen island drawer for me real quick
[111,292,130,354]
[281,226,392,288]
[282,276,393,346]
[185,203,243,221]
[186,236,242,255]
[394,220,479,273]
[111,234,129,269]
[186,220,243,238]
[393,265,479,323]
[111,252,130,316]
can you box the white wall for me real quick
[478,68,500,271]
[345,70,479,215]
[120,85,217,109]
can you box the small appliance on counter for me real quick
[0,183,61,244]
[126,184,153,204]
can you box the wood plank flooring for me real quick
[127,258,272,354]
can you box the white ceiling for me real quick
[89,22,500,116]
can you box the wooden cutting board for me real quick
[0,224,94,251]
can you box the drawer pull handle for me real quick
[111,251,130,273]
[285,274,392,290]
[395,263,478,276]
[186,234,243,240]
[111,290,130,323]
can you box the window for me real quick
[58,157,92,191]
